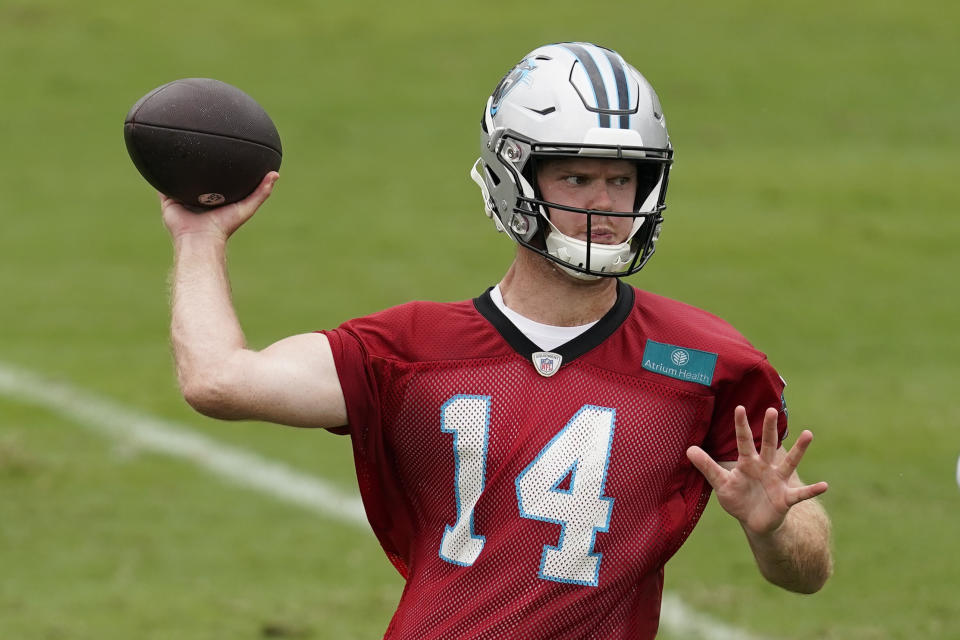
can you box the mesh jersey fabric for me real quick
[321,282,787,640]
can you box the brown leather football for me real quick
[124,78,282,208]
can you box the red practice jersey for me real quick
[322,281,787,640]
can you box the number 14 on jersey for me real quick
[439,394,616,587]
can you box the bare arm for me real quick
[687,406,833,593]
[732,469,832,594]
[163,173,347,428]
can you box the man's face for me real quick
[536,158,638,245]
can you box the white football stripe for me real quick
[0,360,761,640]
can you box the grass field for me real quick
[1,1,958,638]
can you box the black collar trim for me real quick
[473,280,635,365]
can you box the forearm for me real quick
[742,497,833,593]
[169,232,248,415]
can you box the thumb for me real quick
[221,171,280,233]
[686,445,728,489]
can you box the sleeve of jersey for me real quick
[318,326,412,577]
[705,357,788,462]
[318,327,377,437]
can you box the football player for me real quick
[161,42,832,639]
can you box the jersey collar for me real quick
[473,280,634,365]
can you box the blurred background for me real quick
[1,1,957,638]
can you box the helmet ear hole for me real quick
[521,157,537,191]
[523,155,548,212]
[484,164,501,186]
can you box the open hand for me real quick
[686,406,828,535]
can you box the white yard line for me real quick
[660,593,766,640]
[0,360,762,640]
[0,361,367,527]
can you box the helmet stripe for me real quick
[599,48,631,129]
[560,43,611,127]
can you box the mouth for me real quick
[583,229,620,244]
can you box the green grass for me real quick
[0,398,401,639]
[1,0,958,638]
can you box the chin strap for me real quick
[542,214,641,280]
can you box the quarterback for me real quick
[161,42,833,639]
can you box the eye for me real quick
[563,175,590,186]
[610,176,634,187]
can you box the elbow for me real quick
[800,556,834,594]
[178,367,242,420]
[787,573,832,595]
[766,553,834,595]
[780,573,830,595]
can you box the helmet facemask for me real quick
[527,145,670,279]
[472,132,672,279]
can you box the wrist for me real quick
[172,228,229,252]
[741,516,786,545]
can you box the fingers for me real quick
[686,445,728,489]
[772,427,829,504]
[224,171,279,228]
[158,191,180,211]
[161,172,280,241]
[759,407,780,463]
[787,480,829,505]
[780,429,814,479]
[237,171,279,213]
[158,171,279,217]
[734,405,782,463]
[733,405,757,458]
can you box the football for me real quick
[124,78,282,208]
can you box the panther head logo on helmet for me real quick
[490,58,539,116]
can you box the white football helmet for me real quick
[471,42,673,279]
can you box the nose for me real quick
[588,182,615,212]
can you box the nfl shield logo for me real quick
[532,351,563,378]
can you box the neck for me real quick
[498,248,620,326]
